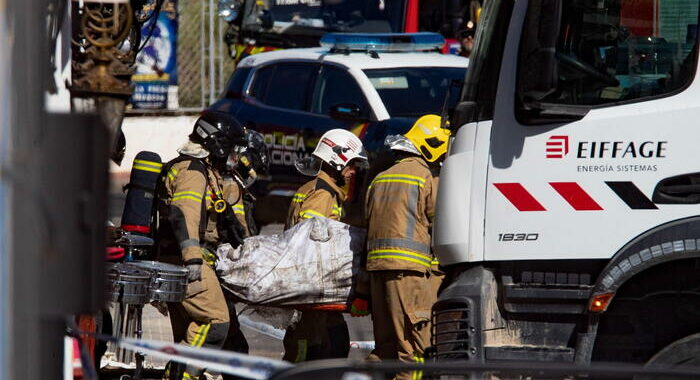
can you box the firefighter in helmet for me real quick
[156,111,249,380]
[364,114,449,379]
[219,127,270,380]
[283,128,369,362]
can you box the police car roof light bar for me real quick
[320,33,445,53]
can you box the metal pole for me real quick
[0,2,13,378]
[209,0,216,105]
[200,0,206,108]
[218,14,224,94]
[7,0,45,377]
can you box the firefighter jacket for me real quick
[285,170,346,229]
[365,156,439,273]
[157,155,226,263]
[222,177,250,237]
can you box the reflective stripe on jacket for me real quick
[365,156,438,273]
[285,170,346,229]
[158,157,224,262]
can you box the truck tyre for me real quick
[636,333,700,379]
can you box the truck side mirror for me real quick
[329,103,365,121]
[450,101,477,130]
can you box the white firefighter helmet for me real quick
[295,129,368,176]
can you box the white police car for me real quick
[208,33,468,217]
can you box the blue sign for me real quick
[131,0,178,109]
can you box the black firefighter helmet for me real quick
[190,111,246,160]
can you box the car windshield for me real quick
[363,67,466,118]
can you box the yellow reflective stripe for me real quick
[299,209,324,219]
[174,191,203,197]
[413,354,424,380]
[368,255,431,267]
[292,193,307,203]
[368,249,433,267]
[167,167,179,181]
[173,191,203,202]
[369,249,433,261]
[206,191,223,199]
[294,339,308,363]
[331,205,342,216]
[172,195,202,202]
[133,159,163,169]
[431,258,440,265]
[193,323,211,348]
[375,173,426,183]
[183,372,194,380]
[172,190,203,202]
[132,164,162,173]
[371,178,424,188]
[233,204,245,215]
[191,325,205,347]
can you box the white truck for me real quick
[432,0,700,368]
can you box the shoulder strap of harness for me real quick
[156,155,209,242]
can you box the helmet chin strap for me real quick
[321,163,345,187]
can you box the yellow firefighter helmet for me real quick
[403,114,450,162]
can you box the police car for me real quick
[208,33,468,221]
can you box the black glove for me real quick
[185,259,202,282]
[218,204,246,248]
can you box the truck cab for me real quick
[433,0,700,367]
[219,0,481,60]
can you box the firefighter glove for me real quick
[185,259,203,282]
[350,298,370,317]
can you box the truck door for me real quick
[484,0,700,261]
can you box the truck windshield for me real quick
[364,67,466,118]
[518,0,700,108]
[244,0,405,33]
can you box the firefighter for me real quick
[156,111,247,380]
[282,129,369,363]
[365,114,449,379]
[458,20,476,58]
[219,128,270,380]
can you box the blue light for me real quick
[320,33,445,53]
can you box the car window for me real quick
[223,67,252,98]
[518,0,699,110]
[312,66,369,116]
[364,67,466,117]
[250,65,274,101]
[253,63,317,111]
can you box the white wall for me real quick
[110,115,199,175]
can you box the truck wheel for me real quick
[636,333,700,379]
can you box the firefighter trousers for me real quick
[222,292,250,380]
[367,270,442,380]
[166,263,230,380]
[282,310,349,362]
